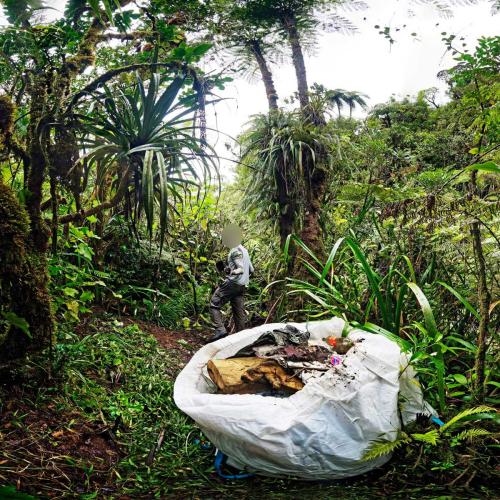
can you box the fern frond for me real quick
[361,432,411,461]
[440,406,496,432]
[454,428,491,443]
[411,429,440,445]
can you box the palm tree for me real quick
[311,85,369,119]
[325,88,350,118]
[245,39,280,110]
[345,91,369,118]
[209,2,281,111]
[241,110,334,253]
[240,112,302,248]
[235,1,363,261]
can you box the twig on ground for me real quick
[411,444,424,470]
[146,428,165,466]
[448,465,471,487]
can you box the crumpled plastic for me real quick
[234,324,309,357]
[174,318,436,479]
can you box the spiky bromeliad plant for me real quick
[240,110,335,249]
[80,71,218,253]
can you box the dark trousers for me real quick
[210,280,246,335]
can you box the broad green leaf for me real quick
[1,311,30,337]
[156,152,169,255]
[466,161,499,174]
[320,237,344,284]
[142,149,154,237]
[452,373,468,385]
[345,238,389,330]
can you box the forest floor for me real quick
[0,312,496,499]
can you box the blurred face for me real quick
[221,224,242,248]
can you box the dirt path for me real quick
[121,316,211,366]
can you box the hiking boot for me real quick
[207,330,228,344]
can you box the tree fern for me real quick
[1,0,45,24]
[411,429,440,445]
[361,432,411,461]
[454,428,491,443]
[440,406,496,432]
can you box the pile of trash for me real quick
[174,319,436,480]
[207,324,357,394]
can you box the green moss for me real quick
[0,94,15,140]
[0,182,53,364]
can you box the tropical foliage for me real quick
[0,0,498,497]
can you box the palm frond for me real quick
[1,0,45,24]
[79,71,218,251]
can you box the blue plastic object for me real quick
[214,450,254,479]
[431,416,445,427]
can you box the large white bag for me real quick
[174,318,435,479]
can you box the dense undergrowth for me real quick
[0,315,497,499]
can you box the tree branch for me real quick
[61,0,135,79]
[58,167,131,224]
[66,62,199,111]
[97,31,148,41]
[4,134,30,166]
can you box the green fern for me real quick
[454,428,491,443]
[361,432,411,461]
[440,406,496,432]
[411,429,440,445]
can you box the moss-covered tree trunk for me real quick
[0,181,53,365]
[281,11,328,260]
[0,96,53,365]
[0,2,135,367]
[469,170,491,401]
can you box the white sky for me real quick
[207,0,499,179]
[1,0,498,179]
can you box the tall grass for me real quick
[281,234,480,413]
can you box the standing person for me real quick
[209,224,254,342]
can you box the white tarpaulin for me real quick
[174,318,435,479]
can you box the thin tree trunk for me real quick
[467,80,491,398]
[282,13,309,110]
[471,219,490,400]
[247,40,279,111]
[468,168,490,401]
[59,165,131,223]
